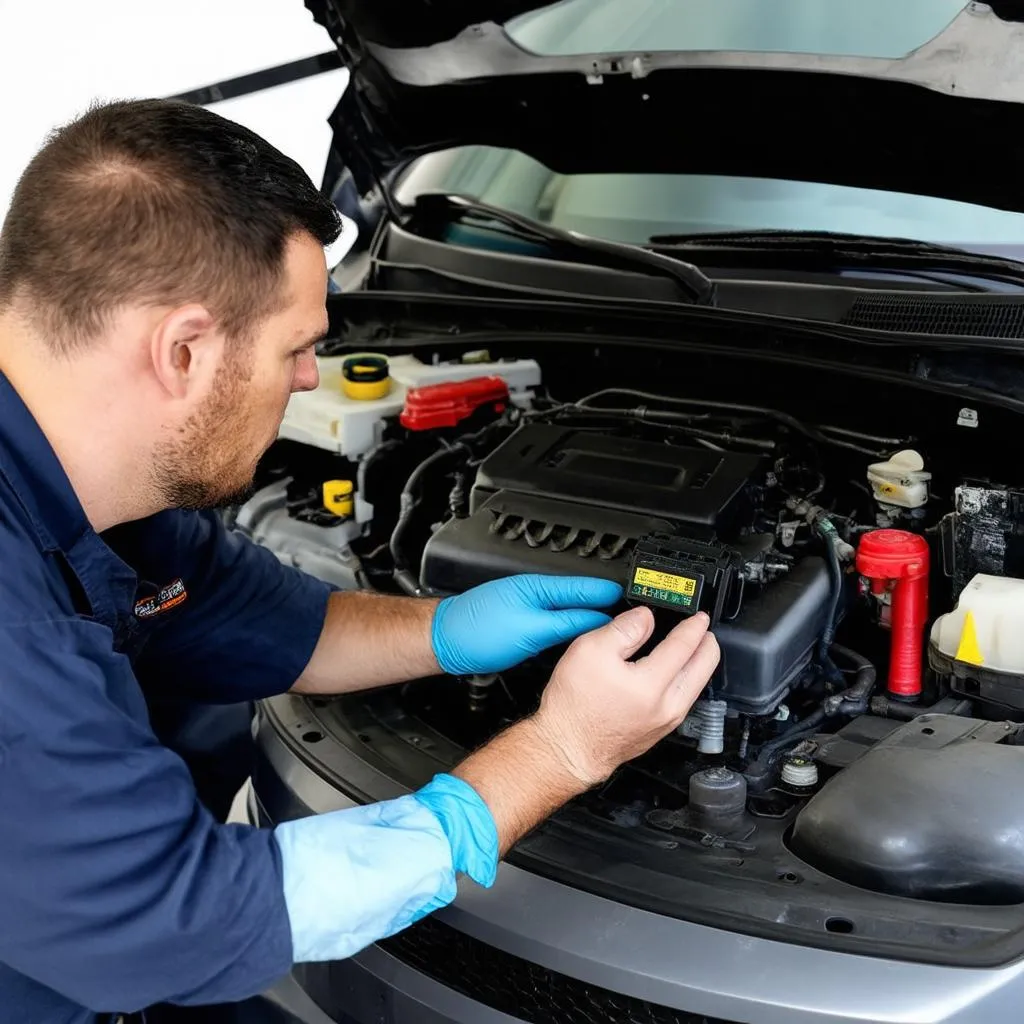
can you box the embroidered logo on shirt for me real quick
[134,578,187,619]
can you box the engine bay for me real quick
[236,338,1024,934]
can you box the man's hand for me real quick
[453,606,719,853]
[277,603,719,962]
[431,574,623,677]
[533,606,720,786]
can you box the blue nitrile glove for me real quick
[431,574,623,677]
[410,773,499,917]
[274,773,498,963]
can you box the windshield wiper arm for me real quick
[647,229,1024,286]
[650,229,977,254]
[413,191,716,305]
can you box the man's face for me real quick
[156,232,328,510]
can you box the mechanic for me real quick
[0,99,720,1024]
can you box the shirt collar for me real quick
[0,371,90,553]
[0,372,141,629]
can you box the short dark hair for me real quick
[0,98,342,352]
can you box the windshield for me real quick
[506,0,964,57]
[393,0,1024,259]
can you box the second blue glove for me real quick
[431,574,623,677]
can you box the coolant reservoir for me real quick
[930,574,1024,709]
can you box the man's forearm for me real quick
[293,591,440,695]
[292,573,623,698]
[271,714,587,967]
[452,715,590,855]
[274,605,716,967]
[295,590,591,849]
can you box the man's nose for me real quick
[292,349,320,393]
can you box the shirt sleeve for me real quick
[274,773,500,963]
[0,618,295,1013]
[128,510,334,703]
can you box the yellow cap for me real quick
[341,376,391,400]
[341,355,390,401]
[955,610,985,666]
[323,479,354,517]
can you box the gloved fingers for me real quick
[512,574,623,612]
[531,608,614,649]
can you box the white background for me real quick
[0,0,349,225]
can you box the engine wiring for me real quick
[388,381,910,602]
[570,387,915,457]
[376,370,984,808]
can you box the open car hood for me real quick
[307,0,1024,215]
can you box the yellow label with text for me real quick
[633,568,697,596]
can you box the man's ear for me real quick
[149,304,222,399]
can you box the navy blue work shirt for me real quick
[0,373,333,1021]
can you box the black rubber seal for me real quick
[342,354,389,383]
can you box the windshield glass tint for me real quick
[396,149,1024,250]
[505,0,966,58]
[396,0,1024,258]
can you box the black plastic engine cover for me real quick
[469,424,765,538]
[713,556,831,715]
[790,714,1024,904]
[420,426,830,715]
[421,491,666,589]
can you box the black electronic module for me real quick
[626,534,743,625]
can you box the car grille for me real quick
[379,916,746,1024]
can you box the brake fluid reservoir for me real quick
[279,353,541,459]
[867,449,930,510]
[929,574,1024,710]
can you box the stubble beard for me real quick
[152,350,261,512]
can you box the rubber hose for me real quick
[871,695,972,721]
[756,646,874,764]
[759,708,826,760]
[816,522,844,683]
[389,444,468,594]
[824,644,877,714]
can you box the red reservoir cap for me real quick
[400,376,510,431]
[855,528,930,700]
[855,528,930,580]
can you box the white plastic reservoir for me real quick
[930,574,1024,675]
[279,353,541,458]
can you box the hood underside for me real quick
[307,0,1024,214]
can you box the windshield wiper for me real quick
[412,191,716,305]
[647,229,1024,289]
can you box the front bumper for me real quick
[254,947,522,1024]
[243,975,349,1024]
[249,696,1024,1024]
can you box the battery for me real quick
[627,534,743,626]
